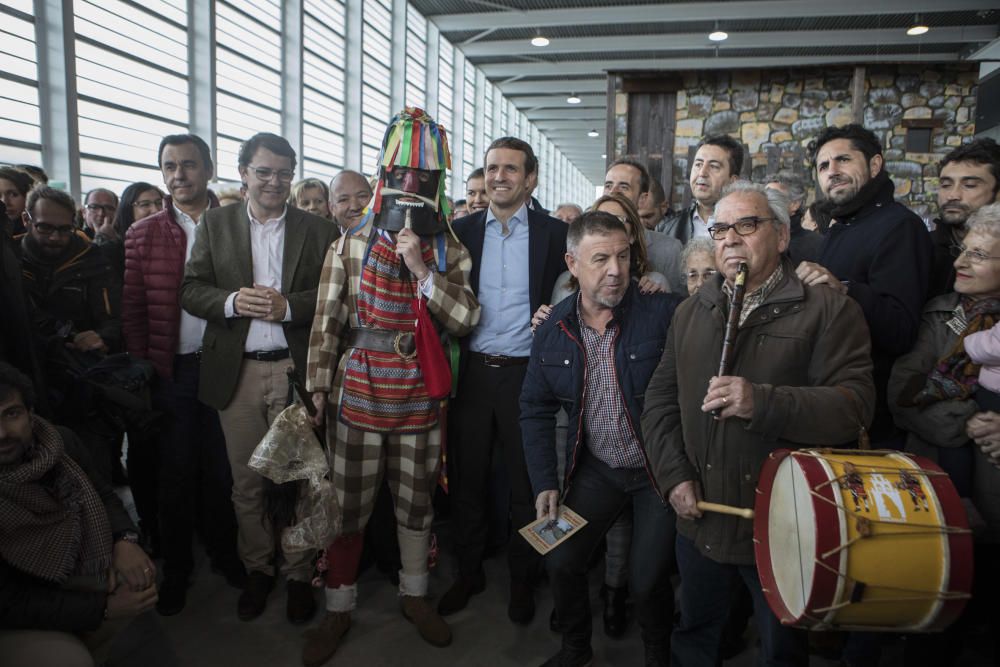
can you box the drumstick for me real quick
[696,501,755,520]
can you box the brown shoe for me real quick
[401,595,452,647]
[302,611,351,667]
[237,571,274,621]
[287,580,317,625]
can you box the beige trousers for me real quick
[218,357,313,580]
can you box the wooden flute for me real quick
[712,261,749,416]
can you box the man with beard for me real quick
[329,170,372,237]
[521,211,682,667]
[0,361,157,666]
[123,133,242,616]
[659,135,741,244]
[796,124,932,448]
[180,132,339,625]
[928,138,1000,297]
[303,108,480,665]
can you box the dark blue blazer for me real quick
[452,206,568,318]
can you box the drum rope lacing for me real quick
[790,451,971,609]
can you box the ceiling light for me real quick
[709,30,728,42]
[588,129,599,137]
[566,94,582,104]
[601,154,607,159]
[531,35,550,47]
[907,14,929,36]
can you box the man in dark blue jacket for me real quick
[520,211,681,667]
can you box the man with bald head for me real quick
[329,170,372,236]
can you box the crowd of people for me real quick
[1,107,999,667]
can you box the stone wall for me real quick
[616,64,979,221]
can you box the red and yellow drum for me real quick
[754,449,973,632]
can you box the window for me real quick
[437,40,454,141]
[0,1,42,166]
[404,4,427,110]
[302,0,347,181]
[75,0,188,191]
[361,0,392,174]
[461,60,476,182]
[215,0,282,183]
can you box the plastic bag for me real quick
[249,404,340,553]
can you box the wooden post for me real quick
[851,66,866,124]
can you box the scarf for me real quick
[0,417,112,583]
[910,296,1000,406]
[829,169,892,221]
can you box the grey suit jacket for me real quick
[179,203,340,410]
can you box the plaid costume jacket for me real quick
[306,218,480,396]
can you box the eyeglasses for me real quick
[951,243,1000,264]
[246,165,295,183]
[133,198,163,209]
[85,203,116,214]
[707,216,774,240]
[686,269,718,281]
[33,222,77,237]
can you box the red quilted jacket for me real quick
[122,195,217,379]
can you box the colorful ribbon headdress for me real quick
[372,106,452,220]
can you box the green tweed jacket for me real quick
[179,203,340,410]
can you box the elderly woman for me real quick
[289,177,331,219]
[680,237,717,296]
[889,203,1000,663]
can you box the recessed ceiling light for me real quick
[588,129,599,137]
[601,153,607,159]
[531,36,550,47]
[709,30,728,41]
[907,13,929,36]
[566,94,582,104]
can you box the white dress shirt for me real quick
[175,205,207,354]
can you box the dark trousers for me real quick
[548,453,675,651]
[449,359,539,582]
[155,353,239,577]
[672,534,808,667]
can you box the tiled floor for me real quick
[105,490,995,667]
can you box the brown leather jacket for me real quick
[642,259,876,564]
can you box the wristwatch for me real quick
[114,530,140,544]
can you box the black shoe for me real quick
[437,570,486,616]
[539,645,593,667]
[211,558,248,589]
[602,584,628,638]
[287,579,317,625]
[156,574,188,616]
[237,571,274,621]
[508,581,536,625]
[549,607,561,633]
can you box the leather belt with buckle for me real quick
[470,351,529,368]
[243,348,290,362]
[346,327,416,360]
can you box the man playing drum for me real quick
[641,181,875,666]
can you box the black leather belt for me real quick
[470,351,529,368]
[346,327,415,359]
[243,348,290,362]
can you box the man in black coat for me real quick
[927,138,1000,298]
[441,137,567,625]
[797,124,933,446]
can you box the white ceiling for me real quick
[412,0,1000,184]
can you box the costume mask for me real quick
[372,107,452,236]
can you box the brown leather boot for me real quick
[302,611,351,667]
[401,595,453,647]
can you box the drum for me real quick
[754,449,973,632]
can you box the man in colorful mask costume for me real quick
[303,107,480,665]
